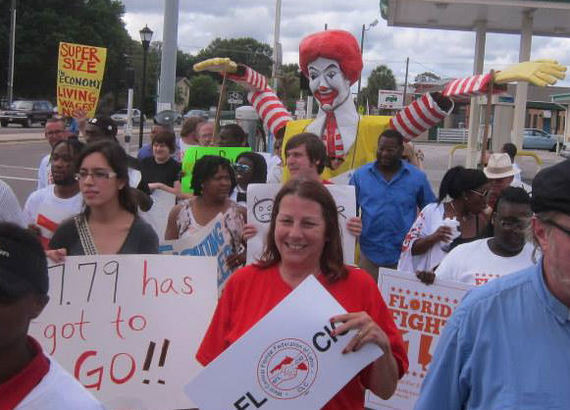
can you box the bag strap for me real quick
[74,215,98,255]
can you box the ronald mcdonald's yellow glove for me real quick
[494,59,566,87]
[193,57,238,74]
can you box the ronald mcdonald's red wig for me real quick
[299,30,363,85]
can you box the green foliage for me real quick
[0,0,135,107]
[414,71,441,84]
[278,63,301,112]
[196,37,273,78]
[360,65,396,107]
[188,74,218,109]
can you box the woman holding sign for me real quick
[48,140,159,259]
[196,178,408,408]
[165,155,247,269]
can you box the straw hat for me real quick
[484,153,519,179]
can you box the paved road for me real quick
[0,135,566,208]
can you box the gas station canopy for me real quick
[381,0,570,37]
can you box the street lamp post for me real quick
[356,19,378,105]
[138,25,153,149]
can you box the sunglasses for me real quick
[470,189,489,198]
[232,163,251,173]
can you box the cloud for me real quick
[120,0,570,87]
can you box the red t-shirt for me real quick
[0,337,50,410]
[196,264,408,409]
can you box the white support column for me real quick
[157,0,179,112]
[511,10,533,149]
[466,21,487,168]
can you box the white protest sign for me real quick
[160,212,245,290]
[186,275,382,409]
[140,189,176,241]
[246,183,356,264]
[365,269,472,410]
[29,255,218,410]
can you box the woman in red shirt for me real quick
[196,178,408,409]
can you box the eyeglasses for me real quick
[542,219,570,237]
[75,169,117,181]
[497,217,531,230]
[232,163,251,173]
[470,189,489,198]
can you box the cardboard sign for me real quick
[246,183,357,265]
[140,190,176,242]
[185,275,382,409]
[57,42,107,117]
[365,269,472,409]
[159,212,245,290]
[181,146,251,193]
[378,90,404,109]
[29,255,218,410]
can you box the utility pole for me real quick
[272,0,282,92]
[7,0,17,106]
[403,57,410,105]
[356,19,378,105]
[157,0,179,112]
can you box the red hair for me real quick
[299,30,363,85]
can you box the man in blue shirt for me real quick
[415,159,570,410]
[350,129,436,281]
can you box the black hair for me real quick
[379,129,404,146]
[501,143,517,162]
[219,123,248,147]
[495,186,531,212]
[51,136,85,158]
[438,166,488,202]
[88,116,118,139]
[236,152,268,184]
[76,140,137,215]
[285,132,327,174]
[191,155,237,196]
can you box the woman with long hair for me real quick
[230,151,267,205]
[196,178,408,409]
[398,166,489,277]
[48,140,158,259]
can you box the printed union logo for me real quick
[257,338,318,400]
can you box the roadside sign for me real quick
[378,90,404,109]
[227,91,243,105]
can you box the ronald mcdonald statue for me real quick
[195,29,565,183]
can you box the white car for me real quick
[111,108,145,125]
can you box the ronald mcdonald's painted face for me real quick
[307,57,351,112]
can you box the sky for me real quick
[120,0,570,89]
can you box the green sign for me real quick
[181,146,251,193]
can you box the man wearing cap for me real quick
[0,223,103,409]
[415,160,570,409]
[196,30,564,183]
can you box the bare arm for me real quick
[164,204,183,240]
[411,226,452,255]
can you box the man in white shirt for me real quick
[0,223,103,409]
[24,139,84,248]
[37,118,70,189]
[0,179,24,227]
[436,187,535,286]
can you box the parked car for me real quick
[523,128,566,151]
[0,100,54,127]
[111,108,145,125]
[183,109,209,119]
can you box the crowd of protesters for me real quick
[1,110,569,409]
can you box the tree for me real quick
[196,37,273,78]
[188,75,218,109]
[0,0,135,108]
[277,63,301,113]
[360,65,396,107]
[414,71,441,84]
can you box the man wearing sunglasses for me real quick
[435,187,534,286]
[416,160,570,409]
[0,223,103,409]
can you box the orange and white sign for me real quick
[57,42,107,117]
[365,269,472,410]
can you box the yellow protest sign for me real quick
[57,42,107,117]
